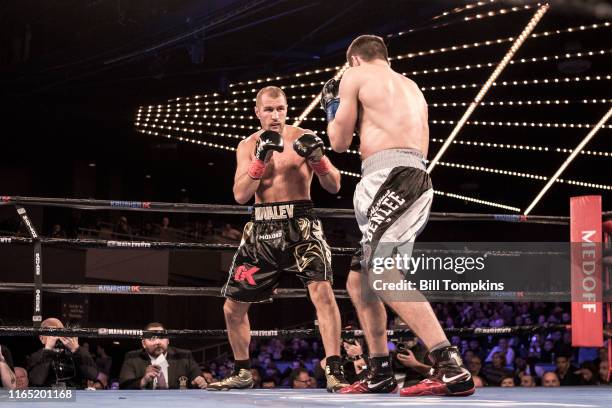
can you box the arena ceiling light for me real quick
[427,4,550,174]
[523,106,612,215]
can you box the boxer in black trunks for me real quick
[208,86,349,393]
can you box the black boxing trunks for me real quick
[353,149,433,274]
[221,200,333,303]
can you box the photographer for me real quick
[27,318,98,388]
[342,338,367,383]
[393,338,431,387]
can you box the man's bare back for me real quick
[236,125,314,203]
[332,61,429,160]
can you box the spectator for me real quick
[0,344,16,389]
[221,223,241,241]
[468,339,486,361]
[472,375,485,388]
[555,355,581,386]
[14,367,28,389]
[50,224,66,238]
[119,322,206,389]
[598,360,609,384]
[500,376,515,387]
[395,342,431,387]
[485,338,515,367]
[203,220,214,236]
[482,352,513,386]
[201,369,215,385]
[342,340,366,380]
[95,345,112,377]
[539,339,556,364]
[112,216,132,239]
[262,377,277,388]
[542,371,560,387]
[520,374,536,387]
[467,356,483,378]
[27,317,98,388]
[87,372,108,390]
[158,217,172,239]
[250,367,262,388]
[291,368,311,389]
[577,362,598,385]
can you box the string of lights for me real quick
[430,98,612,108]
[430,119,612,129]
[216,74,612,107]
[403,49,612,77]
[226,49,612,96]
[228,21,610,90]
[437,161,612,190]
[136,118,611,191]
[386,0,504,39]
[420,74,611,92]
[135,111,612,157]
[427,4,550,173]
[524,106,612,215]
[136,127,522,212]
[430,138,611,158]
[134,118,611,158]
[389,3,542,40]
[135,128,237,152]
[434,190,521,212]
[392,21,608,61]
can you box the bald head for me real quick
[14,367,28,389]
[39,317,64,347]
[41,318,64,328]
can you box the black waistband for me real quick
[251,200,313,222]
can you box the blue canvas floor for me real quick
[1,387,611,407]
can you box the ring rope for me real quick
[0,236,358,254]
[0,282,596,302]
[0,235,575,258]
[0,195,569,224]
[0,324,575,340]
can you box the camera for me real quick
[395,338,417,355]
[53,339,66,352]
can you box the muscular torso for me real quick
[353,65,429,160]
[249,126,314,203]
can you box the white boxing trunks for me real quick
[353,148,433,274]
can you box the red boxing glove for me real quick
[247,159,266,180]
[309,156,331,176]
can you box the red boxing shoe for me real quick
[339,376,398,394]
[400,346,474,397]
[400,376,475,397]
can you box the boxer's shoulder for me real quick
[241,130,265,146]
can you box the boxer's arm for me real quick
[294,130,341,194]
[233,139,261,204]
[327,69,359,153]
[315,160,341,194]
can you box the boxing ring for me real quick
[2,0,611,405]
[2,388,612,407]
[1,194,611,408]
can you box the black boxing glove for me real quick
[248,130,284,179]
[293,133,331,176]
[320,78,340,122]
[293,133,325,161]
